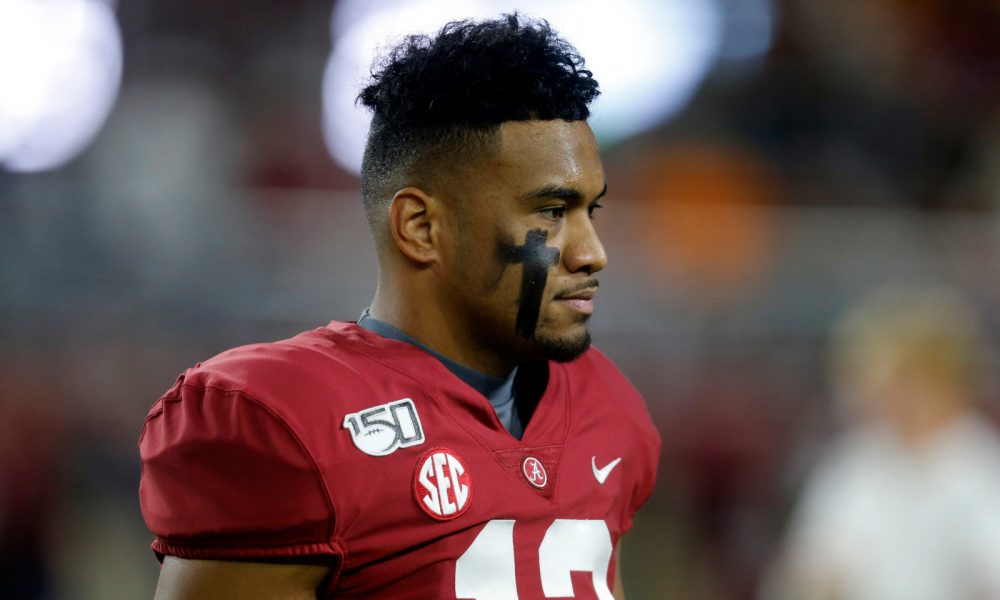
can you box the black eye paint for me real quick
[499,228,561,339]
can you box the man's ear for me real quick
[386,187,444,265]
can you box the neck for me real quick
[369,282,517,377]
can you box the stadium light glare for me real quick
[0,0,122,173]
[322,0,726,174]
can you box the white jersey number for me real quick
[455,519,614,600]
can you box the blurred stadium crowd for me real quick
[1,0,998,598]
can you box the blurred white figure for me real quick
[765,286,1000,600]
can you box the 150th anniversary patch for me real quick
[343,398,424,456]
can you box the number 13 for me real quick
[455,519,614,600]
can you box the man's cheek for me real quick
[496,229,561,339]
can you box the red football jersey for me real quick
[139,321,660,599]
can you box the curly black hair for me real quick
[356,13,600,239]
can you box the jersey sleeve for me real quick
[586,348,662,532]
[138,372,342,562]
[622,389,661,531]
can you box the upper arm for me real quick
[139,382,339,560]
[155,557,331,600]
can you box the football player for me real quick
[140,13,660,599]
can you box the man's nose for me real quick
[562,213,608,274]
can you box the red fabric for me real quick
[139,322,660,598]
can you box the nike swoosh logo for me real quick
[592,456,622,484]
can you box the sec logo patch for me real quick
[414,448,472,520]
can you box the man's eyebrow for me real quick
[523,182,608,203]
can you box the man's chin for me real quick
[534,329,592,363]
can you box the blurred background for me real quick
[1,0,998,598]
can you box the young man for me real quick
[139,14,660,599]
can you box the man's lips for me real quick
[555,281,599,314]
[557,288,597,300]
[555,280,599,300]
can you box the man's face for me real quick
[441,119,608,365]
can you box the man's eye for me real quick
[588,202,604,219]
[540,206,566,220]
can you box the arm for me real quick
[154,557,331,600]
[141,384,341,599]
